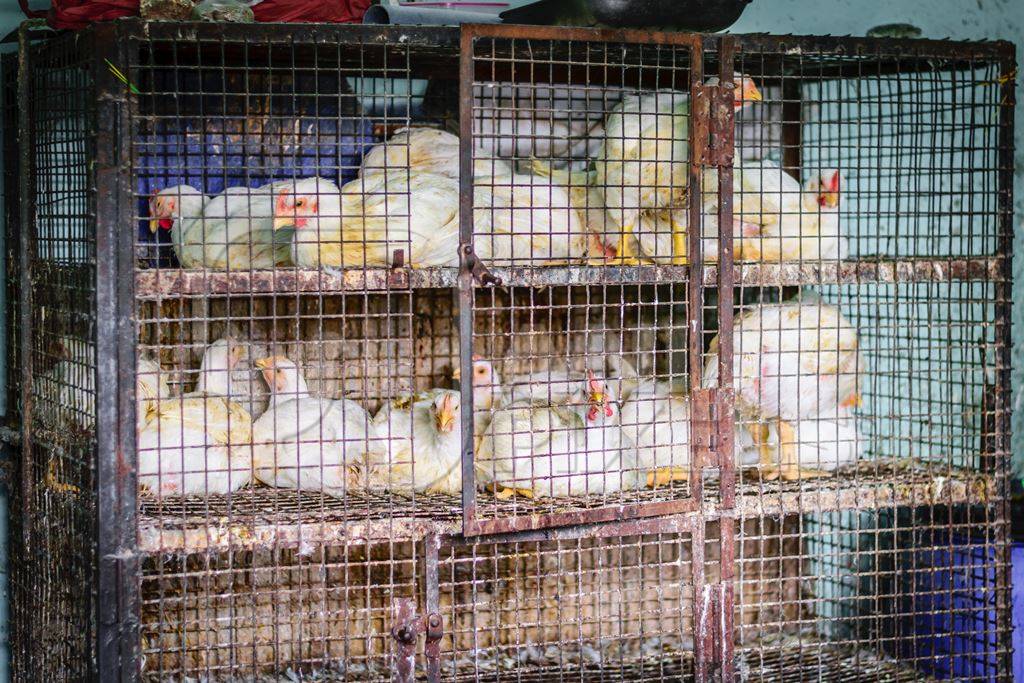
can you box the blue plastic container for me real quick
[901,533,1024,680]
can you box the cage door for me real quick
[458,25,713,537]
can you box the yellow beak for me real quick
[451,366,461,381]
[435,406,456,433]
[745,86,763,103]
[273,216,294,231]
[821,192,840,209]
[254,357,274,370]
[149,219,161,234]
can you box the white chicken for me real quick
[251,355,370,497]
[273,174,460,269]
[137,338,253,497]
[359,127,511,180]
[594,76,762,263]
[148,185,207,265]
[736,407,861,475]
[705,162,846,262]
[477,372,637,499]
[618,378,693,487]
[703,301,862,481]
[473,172,590,266]
[367,389,463,495]
[151,182,294,270]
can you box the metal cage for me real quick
[4,19,1016,681]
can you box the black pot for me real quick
[586,0,752,31]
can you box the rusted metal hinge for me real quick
[461,243,502,287]
[702,84,736,168]
[388,248,410,288]
[391,598,444,683]
[691,388,736,471]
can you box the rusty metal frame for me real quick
[458,22,707,539]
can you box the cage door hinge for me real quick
[391,598,443,683]
[701,84,736,168]
[691,388,735,471]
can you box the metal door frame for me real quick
[457,24,734,540]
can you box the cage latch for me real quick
[462,244,502,286]
[389,249,410,288]
[391,598,444,683]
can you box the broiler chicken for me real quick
[151,183,294,269]
[703,301,862,481]
[594,76,762,263]
[273,174,460,269]
[477,372,637,499]
[735,406,861,475]
[148,185,207,266]
[618,378,693,487]
[705,161,846,262]
[137,338,253,497]
[473,172,590,266]
[251,355,370,497]
[359,127,511,180]
[367,389,463,495]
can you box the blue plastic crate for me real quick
[900,533,1023,680]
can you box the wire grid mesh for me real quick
[9,30,99,681]
[5,21,1015,681]
[437,531,697,681]
[463,29,712,534]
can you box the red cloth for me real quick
[252,0,371,23]
[47,0,139,29]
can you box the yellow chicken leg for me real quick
[606,224,642,266]
[646,466,689,488]
[45,459,81,495]
[762,419,831,481]
[671,218,689,266]
[487,482,535,501]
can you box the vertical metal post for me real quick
[993,49,1016,681]
[457,27,478,535]
[14,25,36,682]
[714,37,737,683]
[422,534,442,683]
[92,23,141,682]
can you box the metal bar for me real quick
[451,513,695,546]
[464,496,701,538]
[457,27,478,535]
[93,22,141,682]
[460,22,702,49]
[14,24,35,682]
[714,38,737,515]
[993,50,1016,681]
[423,534,442,683]
[687,39,707,510]
[714,38,738,683]
[691,519,708,680]
[390,598,418,683]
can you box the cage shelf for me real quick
[133,257,1003,298]
[136,461,991,554]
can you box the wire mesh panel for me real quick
[460,26,731,536]
[10,27,100,681]
[438,527,698,681]
[714,37,1016,679]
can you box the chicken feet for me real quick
[646,466,690,488]
[759,418,831,481]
